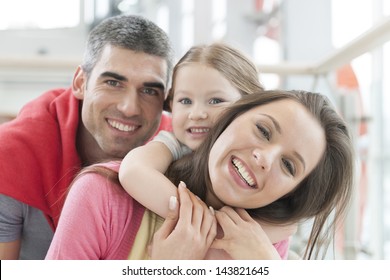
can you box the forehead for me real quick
[243,98,304,116]
[174,63,240,95]
[94,45,169,83]
[175,63,230,84]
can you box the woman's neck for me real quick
[205,190,225,210]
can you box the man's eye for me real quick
[142,88,158,96]
[107,80,120,87]
[209,98,223,104]
[179,98,192,105]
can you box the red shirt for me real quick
[0,88,171,229]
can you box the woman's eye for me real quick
[209,98,223,104]
[179,98,192,105]
[256,124,270,140]
[282,158,295,176]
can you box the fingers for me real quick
[176,181,193,224]
[151,181,217,260]
[210,238,225,250]
[176,181,216,246]
[216,206,253,226]
[187,190,204,230]
[234,208,253,222]
[214,206,237,230]
[205,207,217,246]
[153,196,179,240]
[177,182,215,229]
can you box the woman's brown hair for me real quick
[165,90,355,259]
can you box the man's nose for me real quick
[117,90,141,116]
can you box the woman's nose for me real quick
[253,147,277,172]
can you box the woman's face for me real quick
[207,99,326,209]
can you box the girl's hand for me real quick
[211,206,281,260]
[150,182,217,259]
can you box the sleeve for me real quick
[45,174,113,260]
[0,194,24,242]
[152,131,191,161]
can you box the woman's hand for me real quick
[150,182,217,259]
[211,206,281,260]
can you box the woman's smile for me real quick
[230,156,258,189]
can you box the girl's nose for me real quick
[188,106,208,120]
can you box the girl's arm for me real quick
[119,140,180,218]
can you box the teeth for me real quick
[190,128,210,133]
[232,158,256,187]
[108,120,137,132]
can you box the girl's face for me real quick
[207,99,326,209]
[170,63,242,150]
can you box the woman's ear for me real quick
[72,66,86,100]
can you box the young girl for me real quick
[118,43,295,258]
[119,42,263,217]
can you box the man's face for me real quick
[73,45,168,161]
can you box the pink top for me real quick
[46,162,145,259]
[46,162,290,260]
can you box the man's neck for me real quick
[76,123,107,167]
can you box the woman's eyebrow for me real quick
[260,113,281,134]
[293,151,306,171]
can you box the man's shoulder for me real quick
[159,111,172,132]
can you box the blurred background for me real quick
[0,0,389,260]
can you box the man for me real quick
[0,14,174,259]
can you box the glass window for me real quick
[0,0,80,30]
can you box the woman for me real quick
[46,90,354,260]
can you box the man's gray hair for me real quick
[82,14,174,85]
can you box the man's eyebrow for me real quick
[144,82,165,91]
[99,72,165,91]
[100,71,128,81]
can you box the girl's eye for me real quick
[256,124,270,140]
[179,98,192,105]
[209,98,224,104]
[282,158,295,176]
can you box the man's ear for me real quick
[72,66,86,100]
